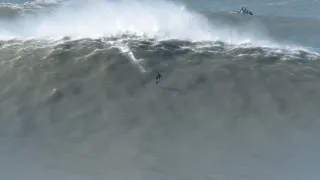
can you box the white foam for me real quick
[0,0,310,50]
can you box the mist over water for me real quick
[1,0,320,180]
[0,0,307,48]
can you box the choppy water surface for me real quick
[1,0,320,180]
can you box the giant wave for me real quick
[1,0,320,180]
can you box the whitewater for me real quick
[1,0,320,180]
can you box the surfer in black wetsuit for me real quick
[155,72,162,84]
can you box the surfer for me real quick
[155,72,162,84]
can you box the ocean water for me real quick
[1,0,320,180]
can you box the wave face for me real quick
[1,0,320,180]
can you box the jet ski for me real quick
[237,7,253,15]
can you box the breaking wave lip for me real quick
[1,1,319,59]
[0,0,316,54]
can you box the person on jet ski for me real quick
[240,7,248,13]
[239,6,253,15]
[240,7,246,13]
